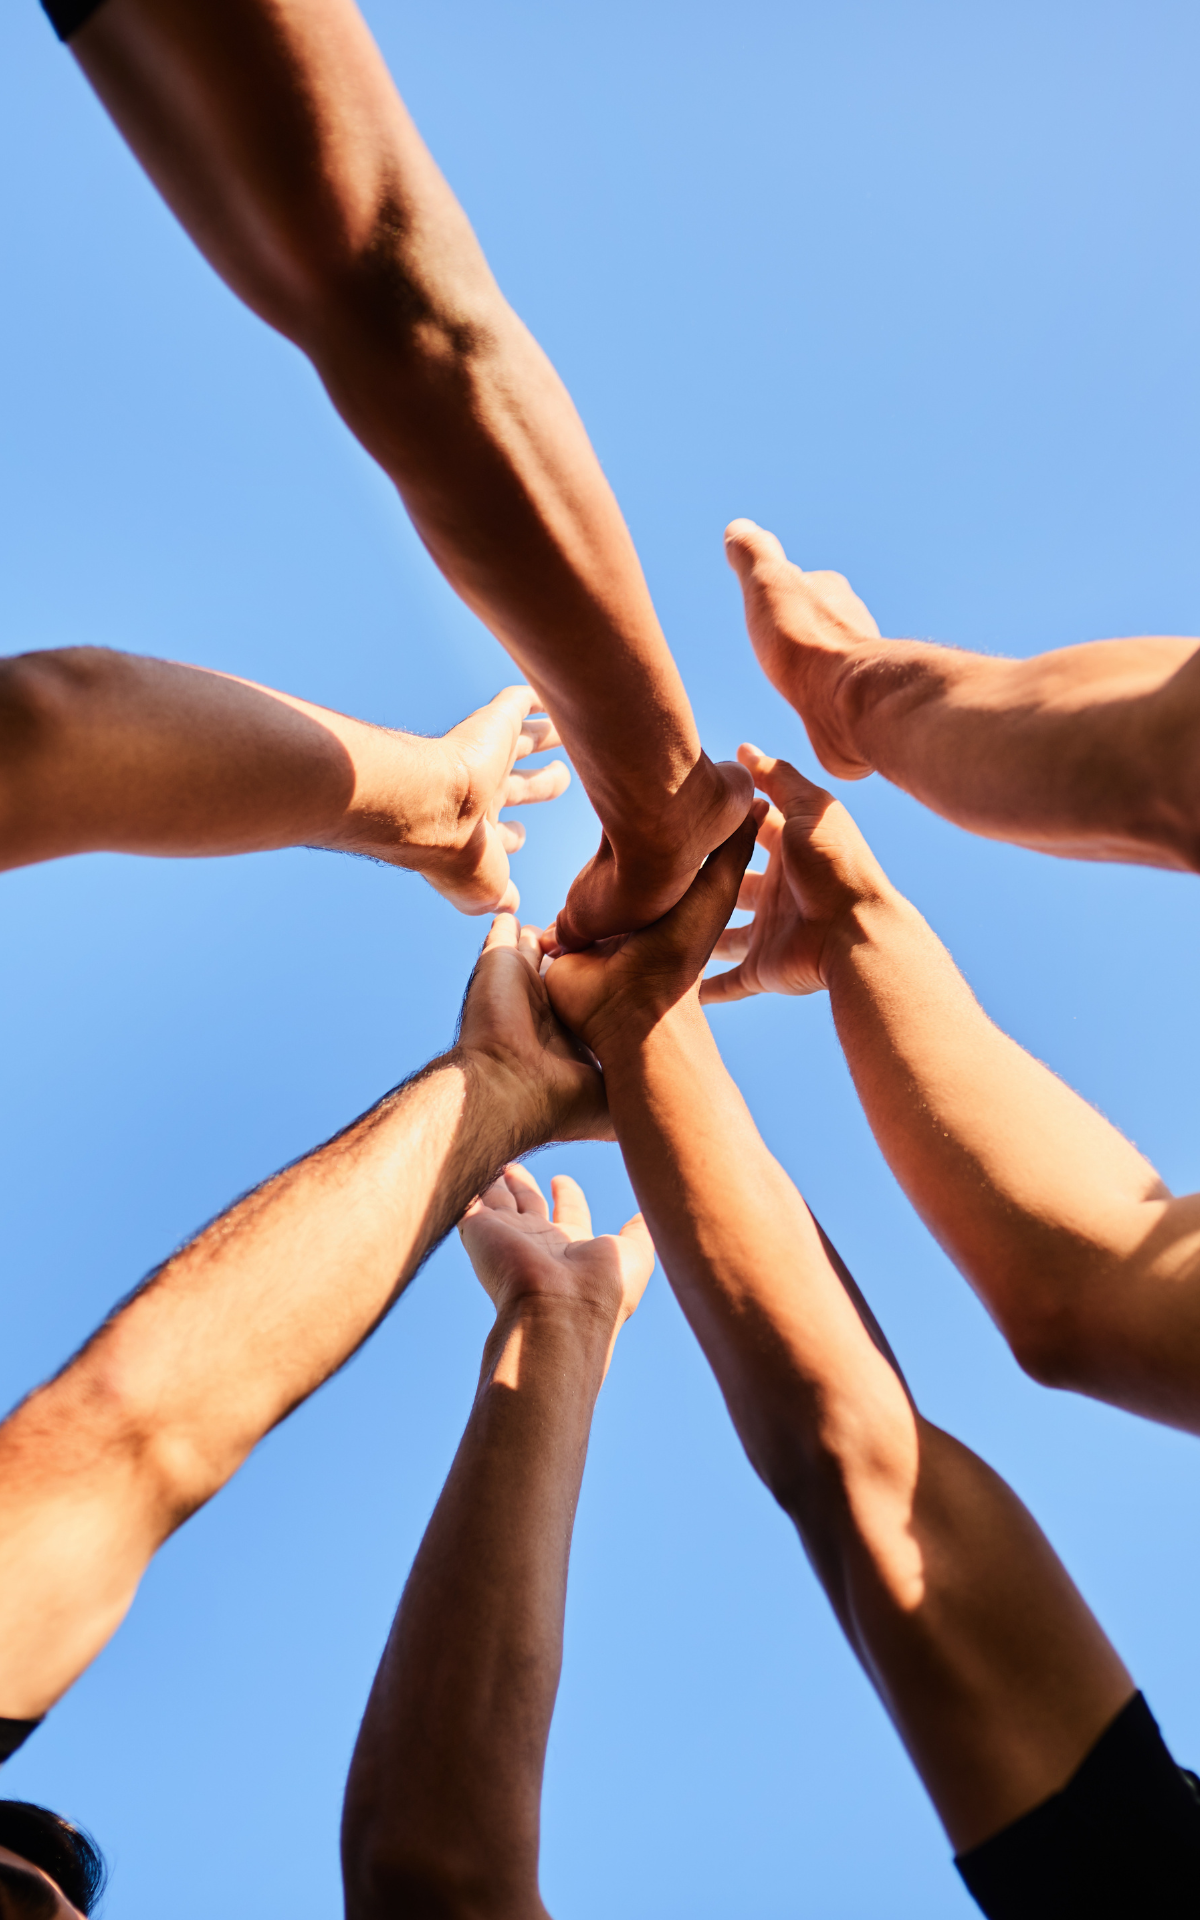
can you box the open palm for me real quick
[460,1164,654,1330]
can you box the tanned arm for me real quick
[67,0,750,944]
[0,916,607,1720]
[546,826,1130,1854]
[0,652,565,912]
[725,518,1200,872]
[704,747,1200,1433]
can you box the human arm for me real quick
[725,518,1200,871]
[544,831,1131,1852]
[68,0,750,944]
[341,1165,651,1920]
[0,914,608,1721]
[0,647,567,914]
[704,746,1200,1433]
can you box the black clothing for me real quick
[41,0,106,43]
[957,1693,1200,1918]
[0,1719,43,1765]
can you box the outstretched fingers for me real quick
[515,709,563,759]
[502,761,571,809]
[738,743,831,821]
[698,962,758,1006]
[710,924,752,961]
[550,1174,593,1239]
[504,1162,552,1218]
[464,1172,523,1222]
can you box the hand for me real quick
[460,1164,653,1352]
[701,745,896,1005]
[543,805,765,1060]
[457,914,613,1147]
[351,687,570,915]
[551,754,754,950]
[724,520,881,780]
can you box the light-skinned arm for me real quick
[725,518,1200,872]
[342,1164,652,1920]
[704,746,1200,1434]
[0,649,566,914]
[544,827,1132,1854]
[67,0,751,945]
[0,914,607,1721]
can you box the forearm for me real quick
[0,1046,533,1715]
[603,1005,890,1505]
[342,1295,611,1920]
[823,887,1200,1415]
[0,646,448,869]
[835,634,1200,869]
[602,1006,1129,1847]
[74,0,703,836]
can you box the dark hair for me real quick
[0,1803,106,1914]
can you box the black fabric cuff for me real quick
[957,1693,1200,1919]
[0,1717,44,1765]
[41,0,108,43]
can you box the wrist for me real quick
[448,1042,562,1159]
[330,732,463,868]
[484,1290,621,1394]
[589,988,711,1079]
[819,885,909,992]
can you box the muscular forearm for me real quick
[0,1046,534,1716]
[602,1005,1130,1847]
[73,0,704,840]
[342,1294,610,1920]
[603,1004,894,1506]
[839,634,1200,870]
[0,645,451,870]
[824,887,1200,1423]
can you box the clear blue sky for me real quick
[3,2,1200,1914]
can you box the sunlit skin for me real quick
[725,517,1200,871]
[342,1166,652,1919]
[539,828,1130,1854]
[69,0,752,947]
[0,1844,82,1920]
[0,915,608,1723]
[704,746,1200,1434]
[0,652,568,916]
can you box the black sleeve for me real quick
[0,1718,44,1765]
[956,1692,1200,1920]
[41,0,108,43]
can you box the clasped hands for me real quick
[453,746,892,1316]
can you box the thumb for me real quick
[738,743,832,824]
[455,685,536,781]
[724,518,793,588]
[651,800,767,966]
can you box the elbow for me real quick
[57,1336,225,1538]
[0,645,119,746]
[999,1290,1090,1392]
[342,1836,519,1920]
[0,647,89,754]
[341,1777,537,1920]
[286,203,505,387]
[0,649,113,859]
